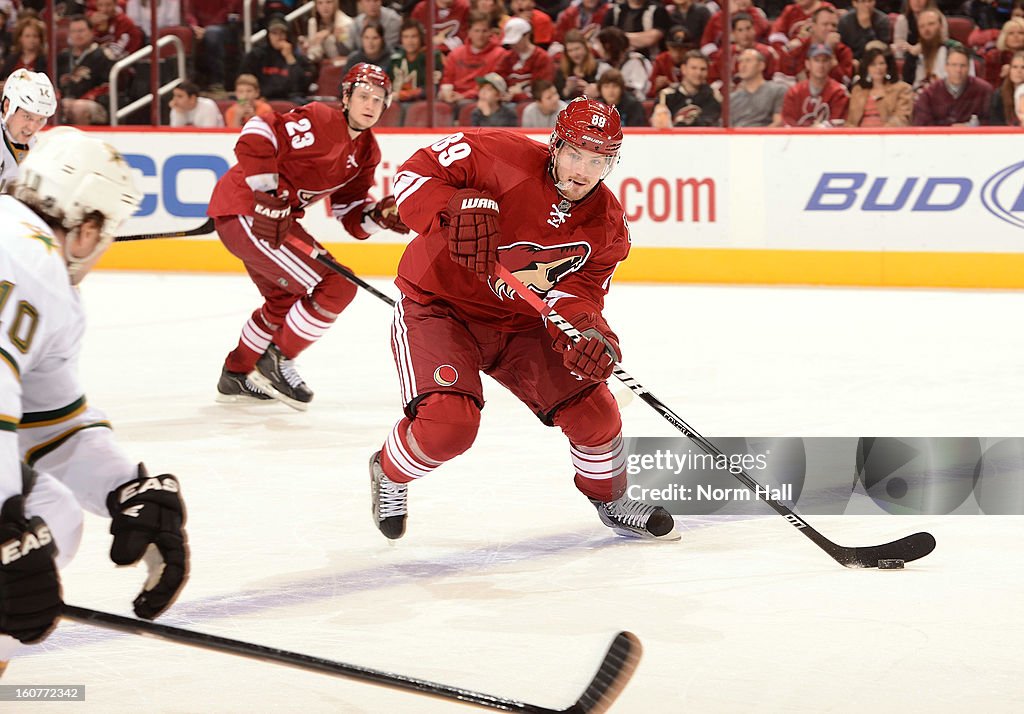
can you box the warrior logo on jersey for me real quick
[491,241,591,300]
[433,364,459,387]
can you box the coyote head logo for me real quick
[492,241,591,299]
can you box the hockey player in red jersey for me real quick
[369,98,679,542]
[207,63,408,410]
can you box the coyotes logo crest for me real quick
[491,241,591,299]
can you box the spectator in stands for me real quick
[1015,80,1024,122]
[892,0,949,73]
[354,0,402,50]
[554,28,609,99]
[781,7,854,85]
[58,14,113,125]
[169,80,225,126]
[520,77,564,126]
[709,12,778,85]
[240,15,315,102]
[1,13,47,76]
[439,11,507,103]
[667,0,711,51]
[729,47,786,126]
[601,0,672,59]
[470,71,517,124]
[412,0,471,53]
[782,43,849,125]
[651,49,721,126]
[702,0,770,57]
[900,8,958,89]
[224,72,274,127]
[988,49,1024,123]
[125,0,181,30]
[0,4,11,60]
[187,0,242,96]
[509,0,554,48]
[389,18,443,101]
[913,45,993,123]
[304,0,356,64]
[838,0,892,62]
[496,17,554,100]
[846,46,913,125]
[471,0,510,33]
[596,25,651,99]
[770,0,833,53]
[649,25,689,97]
[596,67,647,124]
[983,18,1024,87]
[553,0,609,47]
[90,0,144,60]
[343,21,392,75]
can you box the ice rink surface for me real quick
[7,272,1024,713]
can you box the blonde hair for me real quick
[997,17,1024,51]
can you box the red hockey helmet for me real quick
[340,62,393,108]
[549,97,623,159]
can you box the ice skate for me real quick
[590,495,680,541]
[370,451,407,540]
[248,344,313,411]
[215,367,272,403]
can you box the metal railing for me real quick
[244,1,316,53]
[109,34,188,126]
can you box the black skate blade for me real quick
[834,531,937,569]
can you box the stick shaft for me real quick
[282,234,396,307]
[114,218,215,243]
[62,605,559,712]
[492,265,935,568]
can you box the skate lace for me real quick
[378,477,408,519]
[279,359,305,388]
[605,497,656,529]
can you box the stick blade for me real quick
[563,631,642,714]
[835,531,937,568]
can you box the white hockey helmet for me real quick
[2,69,57,123]
[13,127,141,279]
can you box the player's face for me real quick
[554,143,612,201]
[64,219,107,285]
[6,106,48,142]
[345,84,387,130]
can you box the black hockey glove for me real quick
[107,465,188,620]
[0,494,61,643]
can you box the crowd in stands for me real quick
[1,0,1024,128]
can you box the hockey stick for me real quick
[282,233,397,307]
[114,218,215,243]
[62,605,639,713]
[493,265,936,569]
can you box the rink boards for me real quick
[91,126,1024,289]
